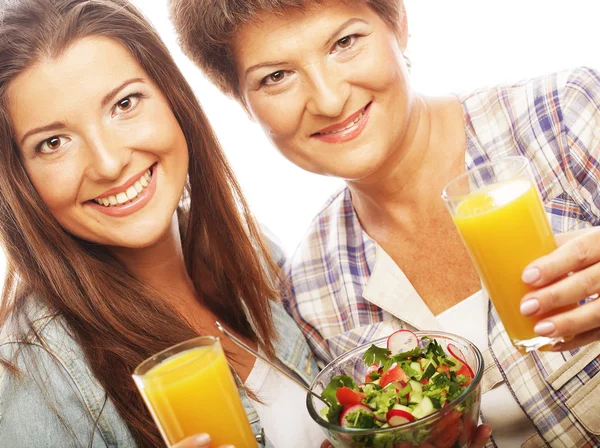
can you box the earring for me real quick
[403,50,412,71]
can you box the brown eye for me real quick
[47,137,61,150]
[269,71,285,83]
[112,93,141,117]
[117,98,132,111]
[334,35,358,52]
[37,135,69,154]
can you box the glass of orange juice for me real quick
[133,336,256,447]
[442,156,576,353]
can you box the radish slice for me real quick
[387,330,419,354]
[448,343,474,377]
[386,408,415,426]
[339,404,373,428]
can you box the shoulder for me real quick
[0,298,135,447]
[461,67,600,129]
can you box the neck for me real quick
[110,213,194,296]
[348,94,466,228]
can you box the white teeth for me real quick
[320,111,364,136]
[116,192,128,204]
[93,168,154,207]
[125,186,137,200]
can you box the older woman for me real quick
[171,0,600,446]
[0,1,327,447]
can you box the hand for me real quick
[317,424,492,448]
[172,434,234,448]
[519,228,600,350]
[470,423,493,448]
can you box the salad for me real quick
[319,330,476,448]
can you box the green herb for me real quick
[362,345,392,369]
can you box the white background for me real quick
[1,0,600,281]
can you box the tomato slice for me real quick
[380,363,409,388]
[336,386,366,406]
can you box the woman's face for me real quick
[235,0,412,181]
[7,37,189,249]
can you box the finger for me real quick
[532,299,600,338]
[555,228,594,246]
[320,440,333,448]
[470,424,492,448]
[173,434,211,448]
[522,228,600,288]
[551,327,600,352]
[520,262,600,315]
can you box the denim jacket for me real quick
[0,300,319,448]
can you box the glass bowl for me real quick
[306,331,484,448]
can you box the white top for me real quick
[436,291,536,447]
[245,357,325,448]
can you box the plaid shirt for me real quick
[284,67,600,447]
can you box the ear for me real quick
[396,1,409,51]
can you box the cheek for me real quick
[251,92,304,142]
[25,159,83,215]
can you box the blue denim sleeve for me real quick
[0,342,110,448]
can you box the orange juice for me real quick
[139,343,255,447]
[453,179,566,345]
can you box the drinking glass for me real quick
[133,336,256,447]
[442,156,576,352]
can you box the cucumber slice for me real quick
[412,396,436,419]
[408,380,423,393]
[392,404,414,414]
[410,361,423,375]
[409,389,423,404]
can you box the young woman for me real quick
[0,1,324,447]
[171,0,600,445]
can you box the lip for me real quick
[96,164,154,199]
[311,102,371,144]
[86,163,158,218]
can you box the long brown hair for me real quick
[0,0,278,446]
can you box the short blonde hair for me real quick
[169,0,402,99]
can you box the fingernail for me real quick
[522,267,540,284]
[194,434,211,445]
[534,321,556,336]
[520,299,540,316]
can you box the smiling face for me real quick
[235,0,413,181]
[7,36,189,249]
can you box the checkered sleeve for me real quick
[561,67,600,224]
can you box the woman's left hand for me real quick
[520,227,600,350]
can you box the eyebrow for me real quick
[244,18,368,77]
[20,77,146,146]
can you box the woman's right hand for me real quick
[172,434,234,448]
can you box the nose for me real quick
[83,129,132,182]
[305,66,350,117]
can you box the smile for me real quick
[87,163,158,218]
[311,102,371,143]
[94,168,153,207]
